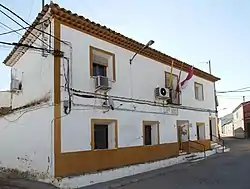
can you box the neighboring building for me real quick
[0,3,220,187]
[219,102,250,138]
[219,113,233,137]
[232,101,250,138]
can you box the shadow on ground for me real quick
[81,137,250,189]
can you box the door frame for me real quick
[196,122,205,140]
[209,117,218,141]
[176,120,190,151]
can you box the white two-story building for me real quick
[0,3,220,188]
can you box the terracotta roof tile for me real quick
[3,3,220,82]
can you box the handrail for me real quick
[188,140,206,159]
[211,134,225,153]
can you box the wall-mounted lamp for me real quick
[129,40,155,65]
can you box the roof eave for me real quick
[3,4,51,67]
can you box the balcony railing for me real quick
[168,89,181,105]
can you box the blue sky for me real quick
[0,0,249,116]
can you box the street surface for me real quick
[83,137,250,189]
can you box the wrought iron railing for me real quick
[212,134,225,153]
[188,140,206,159]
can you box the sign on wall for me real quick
[164,107,178,115]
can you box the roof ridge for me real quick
[3,2,220,82]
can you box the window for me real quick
[91,119,118,150]
[194,82,204,101]
[196,122,206,140]
[90,46,116,80]
[143,121,160,146]
[165,72,178,89]
[165,72,181,104]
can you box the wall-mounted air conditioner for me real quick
[95,76,111,91]
[155,87,170,99]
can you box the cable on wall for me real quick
[71,89,215,113]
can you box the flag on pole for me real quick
[175,62,184,97]
[169,60,174,88]
[180,66,194,89]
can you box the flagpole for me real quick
[170,60,174,89]
[208,60,219,139]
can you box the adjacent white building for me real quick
[0,3,220,188]
[219,113,234,137]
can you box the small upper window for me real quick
[90,46,116,80]
[194,82,204,101]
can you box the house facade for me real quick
[219,113,233,137]
[231,102,250,138]
[0,3,220,187]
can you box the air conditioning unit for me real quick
[11,79,22,92]
[155,87,170,99]
[95,76,111,91]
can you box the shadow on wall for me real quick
[234,127,245,139]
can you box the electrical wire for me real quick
[0,20,42,48]
[71,89,215,113]
[217,87,250,94]
[0,8,49,49]
[0,3,67,46]
[217,90,250,94]
[0,18,50,36]
[0,103,53,123]
[0,40,60,56]
[27,0,35,22]
[63,57,72,115]
[0,21,23,37]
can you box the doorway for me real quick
[196,122,205,140]
[176,120,190,151]
[209,118,217,141]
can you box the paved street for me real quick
[83,138,250,189]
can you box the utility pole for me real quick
[42,0,45,9]
[208,60,219,138]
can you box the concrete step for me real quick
[188,157,205,163]
[185,154,196,159]
[179,151,187,156]
[216,147,231,153]
[211,143,221,149]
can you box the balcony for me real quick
[168,89,181,105]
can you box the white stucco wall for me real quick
[0,20,55,178]
[59,24,216,153]
[0,91,11,107]
[0,104,54,178]
[233,106,245,138]
[221,123,234,137]
[11,23,54,109]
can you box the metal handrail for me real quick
[211,134,225,153]
[189,140,206,159]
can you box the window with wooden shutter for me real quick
[90,46,116,81]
